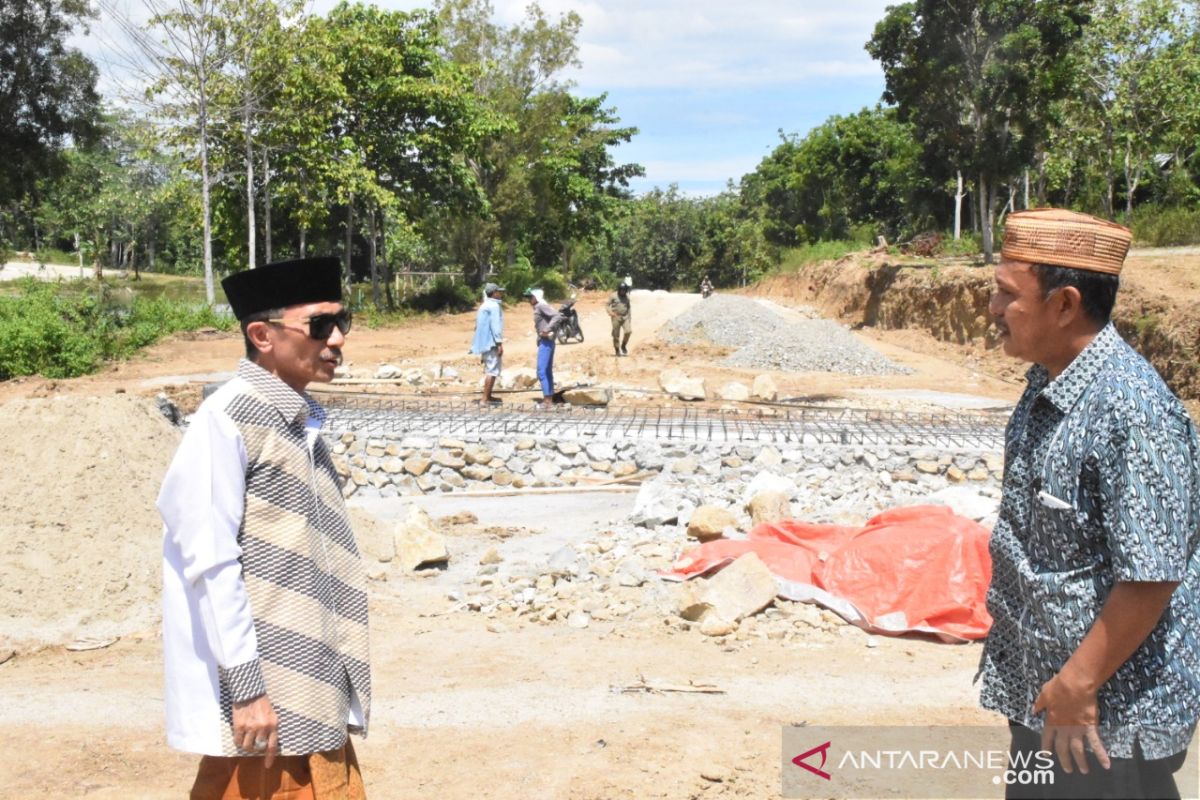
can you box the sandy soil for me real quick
[3,265,1193,797]
[0,491,997,799]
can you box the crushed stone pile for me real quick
[657,294,909,376]
[0,394,181,649]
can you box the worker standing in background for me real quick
[469,282,505,405]
[607,276,632,356]
[524,287,561,409]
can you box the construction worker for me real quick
[469,282,505,405]
[524,287,561,409]
[607,276,632,356]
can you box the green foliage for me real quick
[741,108,937,247]
[355,305,421,330]
[936,233,983,258]
[0,278,234,379]
[404,276,477,313]
[1133,311,1161,337]
[867,0,1090,260]
[775,241,866,273]
[1127,205,1200,247]
[0,0,101,211]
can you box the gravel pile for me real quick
[658,295,909,376]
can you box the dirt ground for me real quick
[0,266,1193,798]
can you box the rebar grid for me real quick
[317,394,1007,450]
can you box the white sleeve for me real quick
[158,405,264,700]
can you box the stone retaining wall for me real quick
[329,430,1004,506]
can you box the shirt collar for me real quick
[237,358,317,425]
[1035,323,1122,413]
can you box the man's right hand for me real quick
[496,343,504,356]
[232,694,279,767]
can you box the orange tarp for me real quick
[662,505,993,642]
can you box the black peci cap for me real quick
[221,257,343,320]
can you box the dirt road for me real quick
[0,284,1036,798]
[0,489,995,799]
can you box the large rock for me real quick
[432,452,466,470]
[699,552,778,622]
[500,368,539,391]
[752,374,778,402]
[740,471,794,505]
[718,382,751,402]
[393,506,449,571]
[564,386,612,406]
[658,368,707,401]
[403,456,432,476]
[462,465,494,482]
[374,364,402,379]
[687,505,739,542]
[923,486,1001,522]
[629,478,679,527]
[531,460,562,481]
[585,442,616,461]
[464,445,494,465]
[678,553,778,629]
[746,491,791,526]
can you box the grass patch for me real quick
[0,278,235,379]
[1133,312,1161,338]
[776,240,866,272]
[1127,205,1200,247]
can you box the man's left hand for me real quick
[1032,672,1111,775]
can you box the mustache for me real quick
[323,348,343,365]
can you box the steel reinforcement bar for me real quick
[318,394,1007,450]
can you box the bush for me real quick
[1127,205,1200,247]
[0,278,234,379]
[533,269,569,301]
[489,263,571,302]
[936,232,983,257]
[776,240,866,272]
[404,275,477,313]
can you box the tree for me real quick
[740,107,936,245]
[867,0,1090,261]
[1064,0,1198,217]
[426,0,642,283]
[135,0,234,305]
[0,0,100,234]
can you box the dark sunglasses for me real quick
[267,310,352,340]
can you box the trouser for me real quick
[611,315,630,352]
[537,337,555,396]
[190,739,364,800]
[1005,722,1187,800]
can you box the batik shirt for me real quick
[979,323,1200,760]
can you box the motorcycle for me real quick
[555,298,585,344]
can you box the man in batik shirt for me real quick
[979,209,1199,799]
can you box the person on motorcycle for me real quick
[700,276,713,298]
[524,287,561,409]
[607,276,632,356]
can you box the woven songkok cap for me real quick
[1001,208,1132,276]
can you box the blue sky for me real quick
[79,0,895,196]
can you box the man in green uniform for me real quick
[607,276,632,356]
